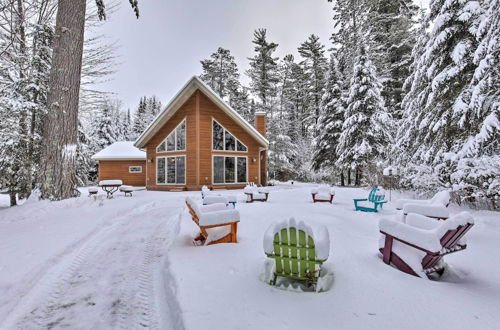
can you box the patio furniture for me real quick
[98,180,123,198]
[394,190,451,210]
[353,188,387,212]
[311,185,335,203]
[88,187,98,197]
[244,185,269,203]
[185,197,240,245]
[264,218,330,289]
[379,212,474,278]
[119,185,134,197]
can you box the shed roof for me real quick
[134,76,269,149]
[92,141,146,161]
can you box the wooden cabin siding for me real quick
[98,160,146,186]
[144,89,267,191]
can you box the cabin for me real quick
[91,141,147,186]
[134,76,269,191]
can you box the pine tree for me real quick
[336,45,390,185]
[298,34,328,128]
[398,0,483,187]
[200,47,240,99]
[313,55,345,173]
[367,0,417,119]
[246,28,279,109]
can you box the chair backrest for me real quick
[368,188,385,202]
[272,227,318,277]
[430,190,451,207]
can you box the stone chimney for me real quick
[254,111,266,137]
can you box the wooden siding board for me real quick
[98,160,146,186]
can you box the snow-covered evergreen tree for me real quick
[336,44,390,185]
[246,29,279,109]
[367,0,417,119]
[200,47,240,99]
[313,55,345,174]
[298,34,328,128]
[398,0,483,187]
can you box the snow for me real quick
[186,197,240,226]
[394,190,450,209]
[98,179,123,186]
[403,203,450,219]
[91,141,146,160]
[1,184,499,329]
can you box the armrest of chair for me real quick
[403,203,450,219]
[379,218,442,253]
[353,198,368,202]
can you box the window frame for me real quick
[129,166,143,173]
[211,118,248,152]
[212,155,248,185]
[156,118,187,153]
[156,155,186,185]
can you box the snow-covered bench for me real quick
[119,185,134,197]
[264,218,330,290]
[379,211,474,278]
[185,197,240,245]
[395,190,451,220]
[244,185,269,203]
[311,185,335,203]
[88,187,98,196]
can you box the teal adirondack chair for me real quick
[265,226,327,288]
[353,188,387,212]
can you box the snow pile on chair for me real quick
[395,191,451,219]
[244,185,269,202]
[379,211,474,277]
[311,185,335,201]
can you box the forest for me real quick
[0,0,498,208]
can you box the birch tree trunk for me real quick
[40,0,86,200]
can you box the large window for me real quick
[212,120,247,152]
[213,156,247,184]
[157,119,186,152]
[157,156,185,184]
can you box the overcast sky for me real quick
[89,0,333,111]
[90,0,429,112]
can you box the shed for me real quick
[91,141,146,186]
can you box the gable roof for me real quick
[134,76,269,149]
[92,141,146,160]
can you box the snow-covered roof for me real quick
[92,141,146,161]
[134,76,269,149]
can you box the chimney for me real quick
[254,111,266,137]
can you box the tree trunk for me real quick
[9,191,17,207]
[40,0,86,200]
[347,168,351,186]
[340,170,345,187]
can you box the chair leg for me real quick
[383,236,393,264]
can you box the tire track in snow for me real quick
[4,201,163,329]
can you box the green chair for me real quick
[264,219,329,289]
[353,188,387,212]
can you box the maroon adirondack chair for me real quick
[379,212,474,278]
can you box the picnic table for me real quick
[98,180,123,198]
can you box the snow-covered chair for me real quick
[201,186,237,207]
[311,185,335,203]
[244,185,269,203]
[185,197,240,245]
[395,190,451,220]
[264,218,330,289]
[353,188,387,212]
[379,211,474,278]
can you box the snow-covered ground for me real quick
[0,183,499,329]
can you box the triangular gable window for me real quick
[212,119,247,152]
[157,119,186,152]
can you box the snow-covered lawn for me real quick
[1,184,499,329]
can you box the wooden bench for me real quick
[311,186,335,203]
[119,186,134,197]
[185,198,240,245]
